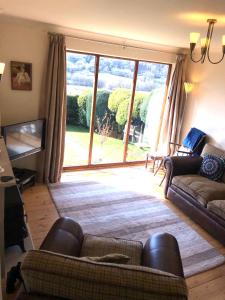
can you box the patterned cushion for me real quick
[202,144,225,182]
[80,234,142,265]
[21,250,188,300]
[207,200,225,221]
[200,154,225,182]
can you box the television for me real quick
[1,119,46,161]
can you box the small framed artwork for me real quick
[11,61,32,91]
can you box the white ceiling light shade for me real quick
[0,62,5,80]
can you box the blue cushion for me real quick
[200,155,225,182]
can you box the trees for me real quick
[77,89,92,127]
[67,95,79,125]
[108,89,146,126]
[86,90,110,128]
[108,88,131,113]
[70,87,152,131]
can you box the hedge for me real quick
[77,89,92,126]
[67,95,79,125]
[108,88,131,113]
[115,92,146,126]
[86,90,110,128]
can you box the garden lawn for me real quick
[63,125,150,166]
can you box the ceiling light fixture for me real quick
[0,62,5,80]
[190,19,225,64]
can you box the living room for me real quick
[0,1,225,299]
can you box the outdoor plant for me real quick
[115,92,146,126]
[96,112,113,144]
[108,88,131,113]
[77,89,92,127]
[66,95,79,125]
[86,90,110,128]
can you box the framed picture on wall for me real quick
[11,61,32,91]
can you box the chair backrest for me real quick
[182,127,206,155]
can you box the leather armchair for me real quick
[17,217,187,300]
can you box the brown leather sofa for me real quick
[16,217,187,300]
[164,144,225,246]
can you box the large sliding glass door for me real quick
[64,51,171,169]
[64,52,95,167]
[126,61,170,161]
[92,56,135,164]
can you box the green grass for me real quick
[64,125,150,166]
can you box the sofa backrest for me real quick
[201,143,225,183]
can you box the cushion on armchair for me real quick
[21,250,187,300]
[80,234,143,265]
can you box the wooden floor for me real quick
[22,168,225,300]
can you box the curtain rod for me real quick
[48,31,180,55]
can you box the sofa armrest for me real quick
[142,233,184,278]
[164,156,203,197]
[40,217,84,257]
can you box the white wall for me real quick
[0,17,49,170]
[0,15,179,171]
[182,57,225,149]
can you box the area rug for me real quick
[49,170,225,277]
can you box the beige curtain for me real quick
[43,34,66,183]
[158,54,187,154]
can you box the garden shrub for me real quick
[115,92,145,126]
[133,92,145,119]
[77,89,92,126]
[116,99,129,126]
[108,88,131,113]
[66,95,79,125]
[86,90,110,128]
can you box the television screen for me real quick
[2,119,45,160]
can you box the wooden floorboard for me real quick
[21,168,225,299]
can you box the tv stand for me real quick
[13,168,37,192]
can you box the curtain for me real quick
[43,34,66,183]
[158,54,187,155]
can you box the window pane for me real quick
[64,52,95,167]
[126,62,169,161]
[92,57,135,164]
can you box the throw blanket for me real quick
[182,127,206,153]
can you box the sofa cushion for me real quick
[202,144,225,183]
[86,253,130,264]
[207,200,225,221]
[172,175,225,206]
[21,250,188,300]
[200,154,225,182]
[80,234,142,265]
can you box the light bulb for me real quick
[190,32,200,44]
[201,38,207,48]
[0,62,5,75]
[222,35,225,46]
[184,82,194,94]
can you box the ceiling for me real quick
[1,0,225,48]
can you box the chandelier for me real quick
[190,19,225,64]
[0,62,5,80]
